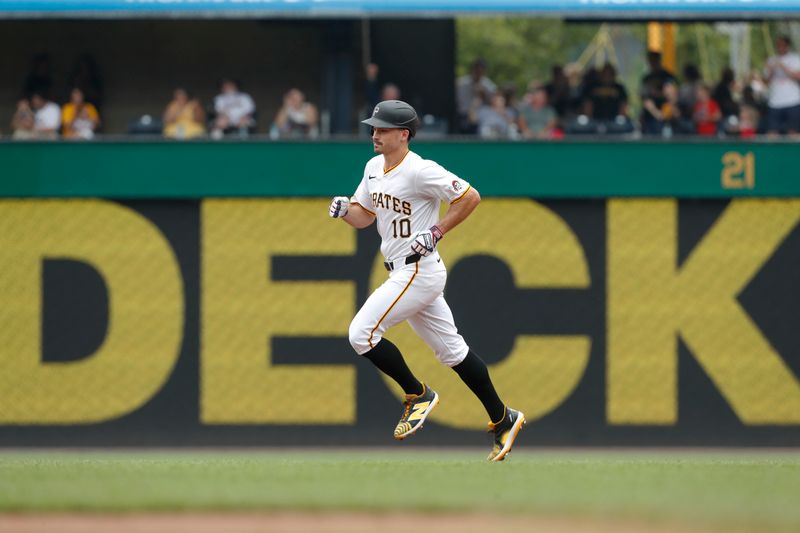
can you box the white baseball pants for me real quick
[348,254,470,367]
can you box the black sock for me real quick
[452,350,506,423]
[362,338,424,396]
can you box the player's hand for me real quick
[329,196,350,218]
[411,225,443,257]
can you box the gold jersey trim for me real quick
[368,261,419,349]
[383,150,410,175]
[351,201,376,216]
[450,184,472,205]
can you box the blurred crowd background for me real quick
[2,19,800,141]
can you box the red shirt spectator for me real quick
[693,85,722,136]
[738,105,759,138]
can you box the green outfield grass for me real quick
[0,449,798,531]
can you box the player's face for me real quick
[371,127,407,154]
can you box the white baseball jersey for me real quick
[346,149,471,367]
[350,150,471,263]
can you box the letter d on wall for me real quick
[0,200,183,424]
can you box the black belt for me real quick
[384,253,421,271]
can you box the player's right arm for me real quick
[343,203,376,228]
[330,163,377,228]
[329,196,375,228]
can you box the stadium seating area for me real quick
[5,36,799,140]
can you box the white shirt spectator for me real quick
[477,105,514,139]
[456,75,497,115]
[214,91,255,126]
[34,101,61,132]
[766,51,800,108]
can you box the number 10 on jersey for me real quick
[392,218,411,238]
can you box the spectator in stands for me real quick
[501,83,520,122]
[642,51,677,90]
[363,63,405,135]
[67,54,104,112]
[30,91,61,139]
[544,65,571,119]
[582,63,628,123]
[470,92,517,139]
[741,82,766,132]
[642,82,668,136]
[713,67,740,120]
[62,87,100,140]
[564,62,588,118]
[23,53,54,100]
[11,99,36,140]
[271,88,319,139]
[642,81,687,136]
[380,83,401,102]
[737,104,759,138]
[163,88,206,139]
[365,63,381,111]
[517,85,557,139]
[640,51,677,135]
[742,71,769,133]
[713,67,743,137]
[693,84,722,136]
[678,64,701,118]
[666,80,696,134]
[577,67,599,115]
[211,78,256,139]
[455,58,497,134]
[764,35,800,136]
[365,63,402,110]
[746,70,769,107]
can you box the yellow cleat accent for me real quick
[392,384,439,440]
[487,408,526,462]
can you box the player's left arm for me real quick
[411,187,480,256]
[437,187,481,234]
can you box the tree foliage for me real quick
[456,18,600,92]
[456,18,790,96]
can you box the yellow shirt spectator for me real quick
[164,88,206,139]
[62,88,100,139]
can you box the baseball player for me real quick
[329,100,525,461]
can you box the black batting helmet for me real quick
[362,100,418,137]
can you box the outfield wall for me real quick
[0,140,794,197]
[0,141,798,446]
